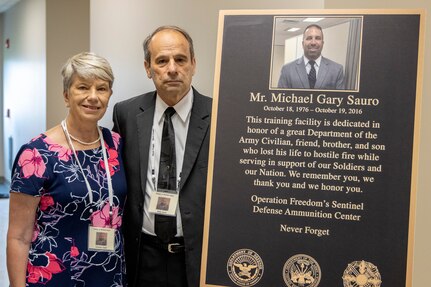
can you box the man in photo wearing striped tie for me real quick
[278,24,345,90]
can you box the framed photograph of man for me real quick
[271,16,362,91]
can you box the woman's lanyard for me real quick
[61,120,114,221]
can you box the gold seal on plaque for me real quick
[342,260,382,287]
[227,249,264,286]
[282,254,321,287]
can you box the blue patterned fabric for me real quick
[10,128,127,286]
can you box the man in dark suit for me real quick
[113,25,211,287]
[278,24,345,90]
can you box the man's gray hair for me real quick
[143,25,195,65]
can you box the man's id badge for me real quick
[148,189,179,216]
[88,226,116,252]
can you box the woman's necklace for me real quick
[68,133,101,145]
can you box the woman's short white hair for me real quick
[61,52,114,93]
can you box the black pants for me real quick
[136,235,188,287]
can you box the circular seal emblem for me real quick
[227,249,264,286]
[342,260,382,287]
[282,254,321,287]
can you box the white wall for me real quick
[323,22,348,68]
[2,0,46,180]
[0,14,4,179]
[90,0,324,128]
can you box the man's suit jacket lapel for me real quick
[315,57,329,89]
[295,58,310,88]
[136,92,156,196]
[180,90,210,188]
[135,90,210,193]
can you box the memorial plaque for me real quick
[201,9,425,287]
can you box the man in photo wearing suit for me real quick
[113,25,212,287]
[278,24,345,90]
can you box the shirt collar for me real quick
[304,55,322,67]
[155,88,194,124]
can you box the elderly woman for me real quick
[7,52,127,286]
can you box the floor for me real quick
[0,183,10,286]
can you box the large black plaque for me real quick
[201,10,424,287]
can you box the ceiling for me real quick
[0,0,20,13]
[273,16,353,46]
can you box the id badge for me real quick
[88,226,116,252]
[148,189,179,216]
